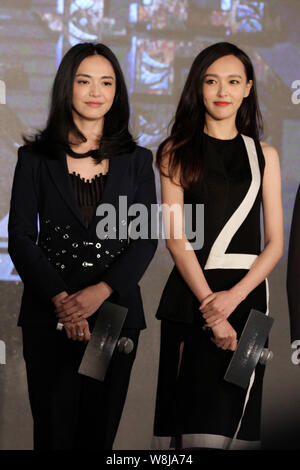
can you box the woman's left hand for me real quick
[199,290,241,327]
[55,282,112,323]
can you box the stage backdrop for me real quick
[0,0,299,449]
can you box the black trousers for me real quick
[22,325,140,450]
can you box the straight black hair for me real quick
[156,42,263,189]
[24,42,136,160]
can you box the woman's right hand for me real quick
[64,318,91,343]
[211,320,237,351]
[52,291,69,307]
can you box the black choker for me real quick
[67,147,104,160]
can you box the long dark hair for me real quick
[156,42,263,188]
[24,42,136,160]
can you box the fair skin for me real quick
[162,55,283,351]
[52,54,117,342]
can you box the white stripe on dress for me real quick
[151,436,175,450]
[204,135,261,271]
[181,433,260,450]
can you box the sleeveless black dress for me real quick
[152,133,268,450]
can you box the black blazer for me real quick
[8,144,157,329]
[287,184,300,342]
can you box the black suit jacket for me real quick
[8,144,157,329]
[287,184,300,342]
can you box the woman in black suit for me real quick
[8,42,157,450]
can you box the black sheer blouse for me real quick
[69,172,107,229]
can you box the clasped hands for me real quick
[52,282,113,343]
[199,290,241,351]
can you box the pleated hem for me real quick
[152,434,261,450]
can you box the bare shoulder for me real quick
[259,141,280,164]
[159,140,174,170]
[158,139,182,186]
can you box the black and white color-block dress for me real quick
[152,133,268,450]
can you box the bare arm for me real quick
[232,143,283,297]
[160,154,237,350]
[160,160,212,302]
[201,143,283,326]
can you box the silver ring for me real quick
[77,313,82,318]
[56,322,64,331]
[77,332,84,337]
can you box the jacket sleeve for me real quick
[101,149,158,296]
[287,184,300,343]
[8,146,69,302]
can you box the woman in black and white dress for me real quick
[152,42,283,450]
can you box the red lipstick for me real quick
[86,102,103,107]
[214,101,230,106]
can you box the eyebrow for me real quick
[204,73,243,79]
[75,73,115,80]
